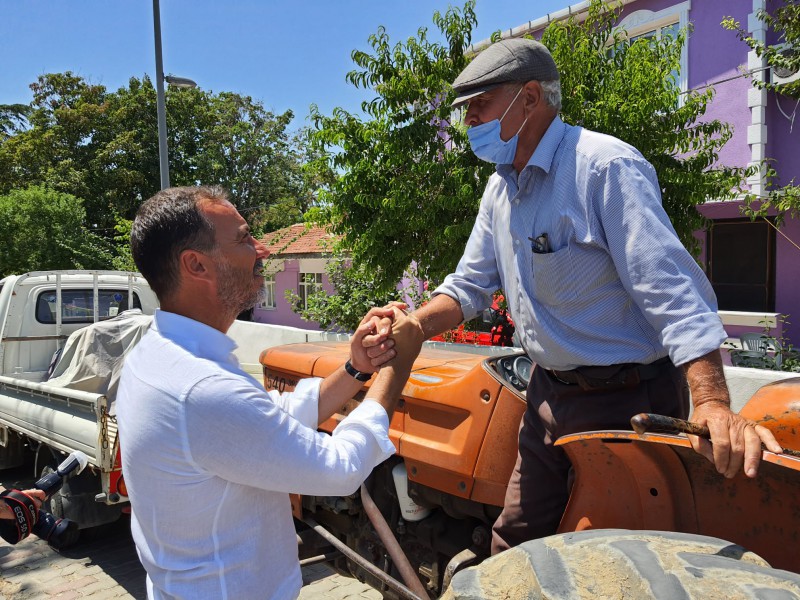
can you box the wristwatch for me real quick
[344,360,373,382]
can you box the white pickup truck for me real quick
[0,271,159,530]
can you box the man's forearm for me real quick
[413,294,464,340]
[683,349,731,409]
[366,364,413,419]
[318,366,371,424]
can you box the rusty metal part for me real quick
[301,515,425,600]
[631,413,800,457]
[360,483,430,599]
[298,551,342,567]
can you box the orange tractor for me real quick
[261,342,800,599]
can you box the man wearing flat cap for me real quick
[366,37,781,554]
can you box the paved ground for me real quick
[1,466,380,599]
[0,530,380,599]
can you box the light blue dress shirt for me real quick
[434,116,726,371]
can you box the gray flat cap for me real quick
[451,38,559,107]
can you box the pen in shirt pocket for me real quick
[529,233,551,254]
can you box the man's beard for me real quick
[215,257,267,318]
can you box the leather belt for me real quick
[546,357,671,391]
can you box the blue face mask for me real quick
[467,87,528,164]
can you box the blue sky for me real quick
[1,1,566,129]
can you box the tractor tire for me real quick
[441,529,800,600]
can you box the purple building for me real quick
[253,223,336,329]
[471,0,799,348]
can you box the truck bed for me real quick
[0,375,108,467]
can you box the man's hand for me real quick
[690,401,781,478]
[349,303,408,373]
[0,488,45,520]
[363,308,425,419]
[685,351,782,479]
[385,307,425,373]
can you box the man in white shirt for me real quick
[117,185,423,600]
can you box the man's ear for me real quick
[179,249,214,285]
[522,81,543,112]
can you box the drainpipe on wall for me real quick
[747,0,768,197]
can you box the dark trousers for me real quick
[490,359,690,555]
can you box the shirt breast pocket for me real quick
[531,246,579,306]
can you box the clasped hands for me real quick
[349,302,424,375]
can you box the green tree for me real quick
[0,186,113,277]
[0,73,314,247]
[307,1,489,294]
[0,104,30,140]
[723,4,800,224]
[308,0,743,297]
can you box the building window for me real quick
[260,274,276,310]
[299,272,323,309]
[616,1,690,95]
[706,219,776,312]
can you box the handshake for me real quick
[350,302,426,378]
[0,452,87,549]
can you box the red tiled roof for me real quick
[259,223,339,256]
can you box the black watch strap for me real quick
[344,360,373,382]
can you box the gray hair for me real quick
[503,80,562,112]
[539,79,562,111]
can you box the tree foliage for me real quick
[307,1,491,294]
[0,104,30,140]
[308,0,744,299]
[723,3,800,224]
[0,186,112,277]
[0,72,314,255]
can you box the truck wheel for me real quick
[441,529,800,599]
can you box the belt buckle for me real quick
[549,369,578,385]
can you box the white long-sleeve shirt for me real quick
[116,310,395,600]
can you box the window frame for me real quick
[615,1,691,96]
[298,272,324,310]
[260,274,277,310]
[35,289,142,324]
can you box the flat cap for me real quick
[451,38,559,107]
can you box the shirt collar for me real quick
[525,115,566,174]
[495,115,567,183]
[153,309,238,364]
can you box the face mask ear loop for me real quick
[515,117,529,137]
[499,86,525,123]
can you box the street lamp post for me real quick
[152,0,197,190]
